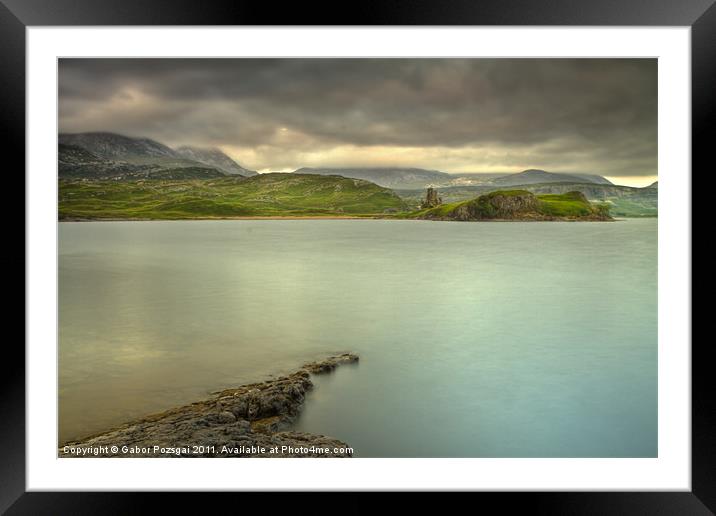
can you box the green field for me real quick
[537,192,601,217]
[59,174,409,220]
[58,174,617,222]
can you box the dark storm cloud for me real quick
[58,58,657,178]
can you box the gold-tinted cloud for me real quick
[59,58,658,181]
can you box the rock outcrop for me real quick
[59,353,359,458]
[418,190,612,222]
[450,191,539,220]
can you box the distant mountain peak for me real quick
[293,167,451,189]
[490,169,612,186]
[58,132,231,180]
[175,145,256,176]
[59,132,177,160]
[58,131,264,179]
[177,144,222,155]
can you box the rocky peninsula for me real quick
[413,190,612,221]
[59,353,359,458]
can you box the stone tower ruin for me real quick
[421,187,442,209]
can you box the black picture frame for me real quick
[3,0,705,512]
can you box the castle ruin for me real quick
[420,187,442,209]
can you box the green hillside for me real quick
[59,173,408,220]
[396,182,657,217]
[406,190,611,221]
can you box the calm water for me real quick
[59,219,657,457]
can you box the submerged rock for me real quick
[303,352,359,374]
[59,353,359,458]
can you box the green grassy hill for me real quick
[59,173,408,220]
[396,181,656,217]
[405,190,611,221]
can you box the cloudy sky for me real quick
[59,58,657,186]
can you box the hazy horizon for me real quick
[57,127,656,187]
[253,167,656,187]
[59,58,657,187]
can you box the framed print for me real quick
[4,0,707,512]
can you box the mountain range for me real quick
[293,167,452,190]
[59,132,624,189]
[293,166,613,189]
[57,131,656,217]
[488,169,613,186]
[175,146,255,176]
[58,132,256,179]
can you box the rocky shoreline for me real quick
[59,353,359,458]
